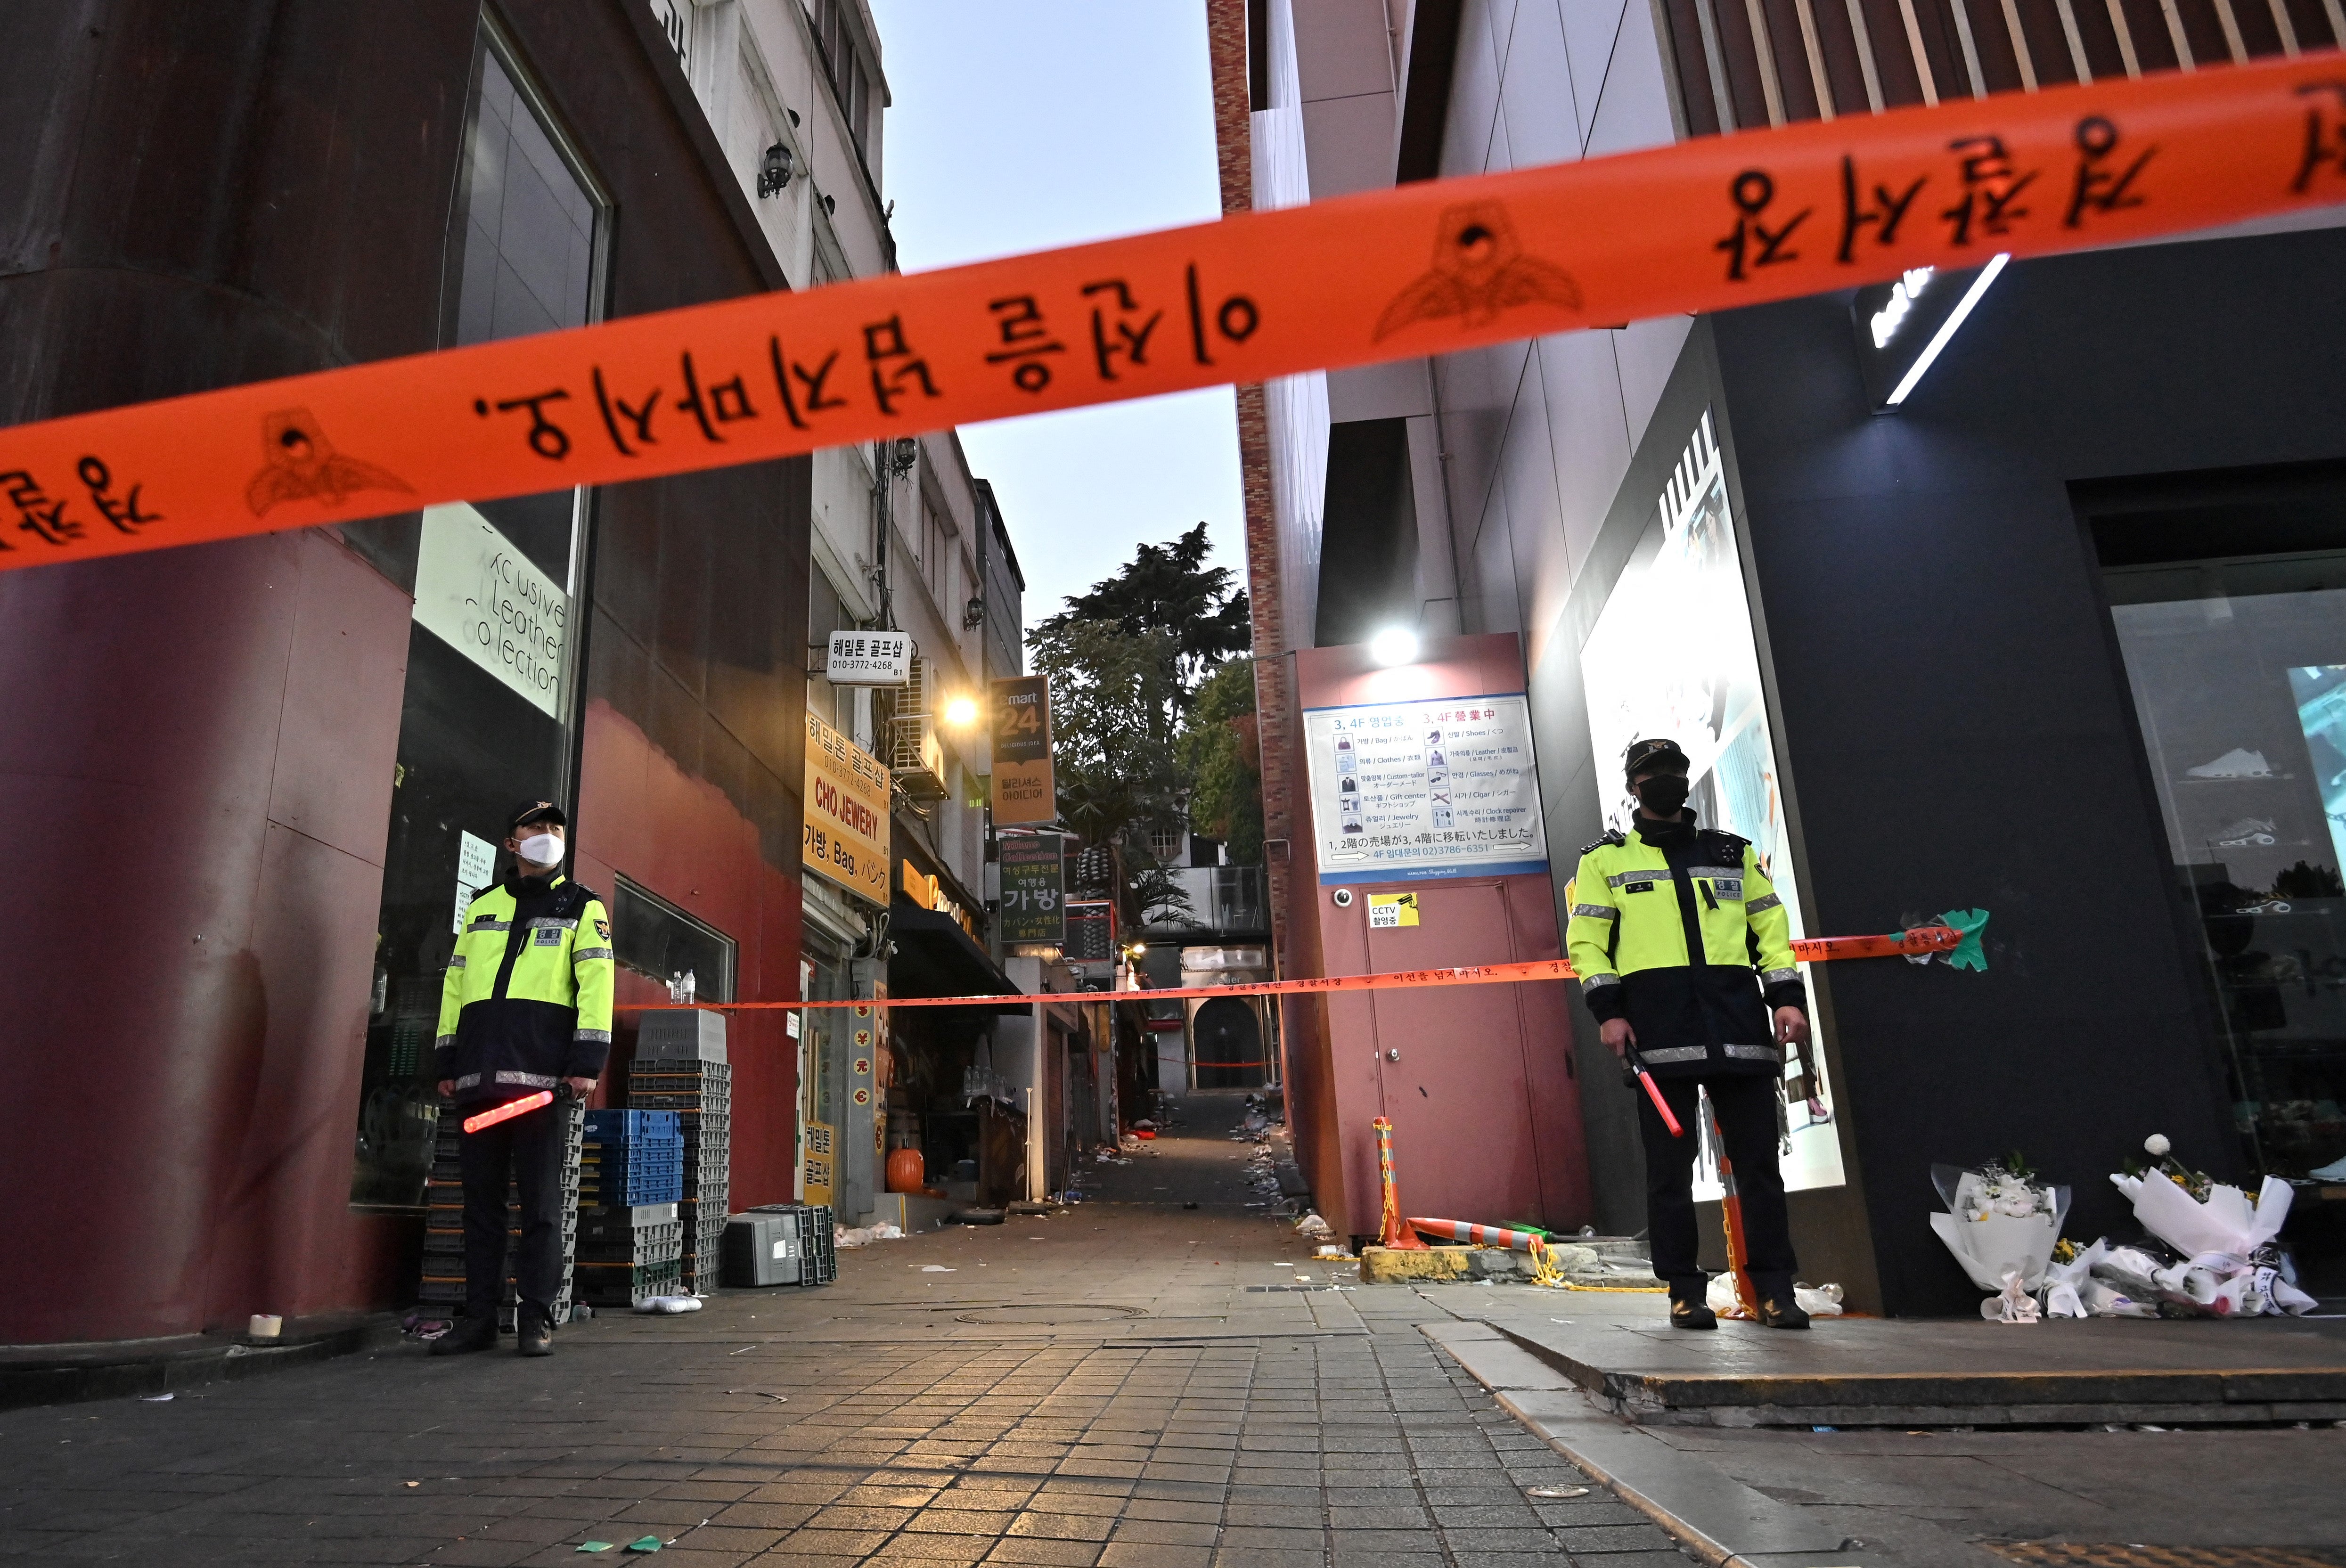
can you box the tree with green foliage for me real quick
[1031,521,1250,717]
[1027,617,1185,850]
[1176,657,1264,866]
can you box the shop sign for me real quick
[1367,892,1420,928]
[997,832,1066,946]
[803,1120,834,1206]
[826,629,911,685]
[1302,694,1547,886]
[989,675,1056,825]
[803,710,890,904]
[412,502,570,719]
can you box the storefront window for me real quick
[351,28,607,1207]
[2104,535,2346,1180]
[613,877,737,1002]
[1578,410,1845,1195]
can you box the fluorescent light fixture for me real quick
[1885,253,2009,407]
[1368,627,1420,667]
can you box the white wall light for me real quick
[1885,253,2010,407]
[1368,627,1420,667]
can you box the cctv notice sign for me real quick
[803,709,891,904]
[827,629,911,686]
[990,675,1056,826]
[1302,694,1548,886]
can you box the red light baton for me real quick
[462,1090,552,1133]
[1622,1045,1684,1138]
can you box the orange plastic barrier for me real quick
[4,57,2344,572]
[1374,1117,1430,1250]
[1410,1218,1549,1250]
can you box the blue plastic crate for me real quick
[585,1109,679,1140]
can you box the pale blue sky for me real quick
[867,0,1246,627]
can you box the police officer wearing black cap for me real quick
[1565,739,1813,1330]
[429,801,614,1357]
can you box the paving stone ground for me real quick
[0,1092,1683,1567]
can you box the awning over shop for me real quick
[888,901,1028,1013]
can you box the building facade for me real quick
[0,0,1034,1347]
[1223,0,2346,1309]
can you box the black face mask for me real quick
[1634,774,1690,815]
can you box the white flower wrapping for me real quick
[2103,1171,2315,1317]
[1929,1165,2069,1293]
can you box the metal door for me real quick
[1363,880,1550,1227]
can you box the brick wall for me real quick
[1202,0,1295,978]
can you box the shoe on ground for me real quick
[2187,748,2273,779]
[517,1309,554,1356]
[1752,1285,1811,1330]
[429,1315,497,1356]
[1669,1298,1717,1330]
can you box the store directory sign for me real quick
[1301,694,1547,885]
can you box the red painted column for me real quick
[0,531,411,1342]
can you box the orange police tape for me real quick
[614,924,1963,1013]
[4,57,2346,570]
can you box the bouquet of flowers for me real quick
[1929,1154,2070,1296]
[2101,1135,2315,1317]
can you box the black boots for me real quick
[1668,1278,1810,1329]
[1752,1277,1812,1330]
[516,1307,555,1356]
[1670,1296,1726,1333]
[429,1315,497,1356]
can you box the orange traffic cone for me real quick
[1373,1117,1429,1249]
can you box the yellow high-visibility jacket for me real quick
[1565,815,1804,1078]
[433,874,615,1104]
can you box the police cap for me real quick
[1622,737,1690,782]
[506,799,568,835]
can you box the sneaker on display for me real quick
[2210,817,2279,847]
[2187,748,2274,779]
[2309,1155,2346,1181]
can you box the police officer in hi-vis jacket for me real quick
[430,800,614,1357]
[1566,738,1812,1330]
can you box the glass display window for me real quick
[2100,484,2346,1182]
[350,24,608,1207]
[1579,409,1845,1195]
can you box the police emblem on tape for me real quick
[1374,202,1581,342]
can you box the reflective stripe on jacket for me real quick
[1564,818,1804,1078]
[433,874,615,1103]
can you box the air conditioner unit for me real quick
[889,712,948,801]
[886,657,948,801]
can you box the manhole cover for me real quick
[1987,1547,2346,1568]
[954,1303,1149,1325]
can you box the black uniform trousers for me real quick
[1636,1072,1796,1299]
[457,1099,567,1323]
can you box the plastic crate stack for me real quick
[630,1009,731,1296]
[419,1095,584,1328]
[576,1109,684,1306]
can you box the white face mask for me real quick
[516,832,564,867]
